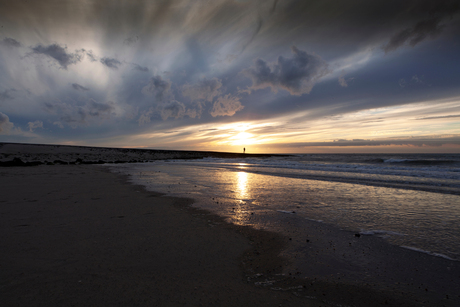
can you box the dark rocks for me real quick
[0,158,42,167]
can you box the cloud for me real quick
[338,71,348,87]
[142,75,171,101]
[240,17,263,52]
[138,108,154,126]
[384,17,446,53]
[31,43,83,69]
[53,121,64,128]
[412,75,424,84]
[86,50,98,62]
[86,99,115,117]
[0,112,14,133]
[71,83,90,91]
[182,78,222,102]
[1,37,21,48]
[44,99,115,128]
[160,100,186,120]
[139,101,198,122]
[132,64,149,72]
[100,57,122,69]
[27,120,43,132]
[416,114,460,120]
[210,94,244,117]
[243,46,329,95]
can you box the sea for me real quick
[109,153,460,262]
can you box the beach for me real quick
[1,143,459,306]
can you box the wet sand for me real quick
[0,164,426,307]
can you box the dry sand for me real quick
[1,143,458,306]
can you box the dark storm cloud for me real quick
[384,17,445,53]
[1,37,21,48]
[256,0,460,58]
[244,46,329,95]
[100,57,122,69]
[31,44,83,69]
[142,75,171,101]
[71,83,90,91]
[0,112,14,133]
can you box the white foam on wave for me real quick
[384,158,411,163]
[154,156,460,182]
[401,246,457,261]
[359,229,405,236]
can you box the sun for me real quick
[232,131,253,146]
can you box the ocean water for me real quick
[110,153,460,261]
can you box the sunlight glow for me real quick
[124,98,460,153]
[231,131,253,146]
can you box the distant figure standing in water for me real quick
[243,147,246,154]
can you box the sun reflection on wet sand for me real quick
[236,171,248,200]
[231,170,253,225]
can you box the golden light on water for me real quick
[231,170,251,225]
[236,171,248,200]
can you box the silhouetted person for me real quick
[243,147,246,154]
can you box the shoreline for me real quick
[117,162,460,306]
[1,164,423,307]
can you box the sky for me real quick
[0,0,460,153]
